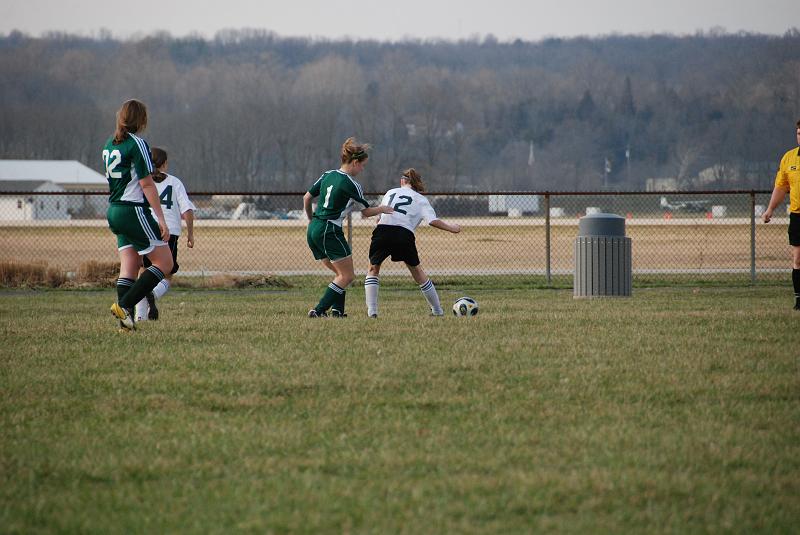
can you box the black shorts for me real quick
[144,234,180,274]
[368,225,420,267]
[790,212,800,246]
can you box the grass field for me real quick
[1,286,799,533]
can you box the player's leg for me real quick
[792,245,800,310]
[119,244,173,312]
[112,246,142,329]
[310,222,353,317]
[147,235,179,320]
[134,256,151,321]
[328,255,355,317]
[312,257,338,315]
[407,263,443,316]
[365,228,388,318]
[365,263,382,318]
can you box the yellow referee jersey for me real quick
[774,146,800,213]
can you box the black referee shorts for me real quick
[144,234,180,274]
[789,212,800,246]
[368,224,420,267]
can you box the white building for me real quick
[0,180,69,220]
[0,160,107,218]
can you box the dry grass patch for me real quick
[74,260,119,286]
[0,261,66,288]
[169,274,292,289]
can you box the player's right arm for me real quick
[304,174,324,221]
[130,137,168,240]
[141,177,169,240]
[303,192,315,221]
[764,152,791,223]
[361,204,394,218]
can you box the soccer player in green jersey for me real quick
[303,137,393,317]
[102,99,173,330]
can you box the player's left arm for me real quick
[176,181,196,247]
[430,219,461,233]
[423,198,461,233]
[183,210,194,248]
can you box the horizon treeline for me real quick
[1,29,799,192]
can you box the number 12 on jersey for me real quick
[387,192,412,214]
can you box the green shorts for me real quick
[307,218,352,261]
[107,203,165,254]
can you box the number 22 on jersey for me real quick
[102,149,122,179]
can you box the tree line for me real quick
[1,28,799,192]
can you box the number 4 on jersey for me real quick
[159,185,173,209]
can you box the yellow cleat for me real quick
[110,303,136,331]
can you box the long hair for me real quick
[341,137,371,164]
[402,168,426,193]
[113,99,148,144]
[150,147,168,182]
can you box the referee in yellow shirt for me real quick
[763,119,800,310]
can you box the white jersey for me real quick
[150,173,195,236]
[377,185,438,233]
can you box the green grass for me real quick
[1,287,799,534]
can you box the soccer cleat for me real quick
[111,303,136,331]
[369,314,377,319]
[330,309,347,318]
[146,292,159,320]
[794,302,800,311]
[308,309,327,318]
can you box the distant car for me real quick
[231,202,278,220]
[284,210,306,220]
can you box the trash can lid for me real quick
[578,212,626,236]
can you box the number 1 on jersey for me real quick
[322,185,334,208]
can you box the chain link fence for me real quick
[0,190,790,286]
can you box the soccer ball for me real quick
[452,296,479,317]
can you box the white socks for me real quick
[365,276,379,317]
[420,279,443,315]
[366,276,442,316]
[135,279,170,321]
[152,279,170,299]
[135,299,149,321]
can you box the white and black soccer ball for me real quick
[452,296,479,317]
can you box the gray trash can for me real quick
[574,213,632,298]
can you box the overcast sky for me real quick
[1,0,796,42]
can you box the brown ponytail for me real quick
[113,99,148,144]
[341,137,371,164]
[150,147,168,182]
[402,168,426,193]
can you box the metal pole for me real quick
[347,212,353,247]
[750,191,756,283]
[545,193,551,285]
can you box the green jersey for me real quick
[101,133,154,205]
[308,169,370,226]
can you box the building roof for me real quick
[0,160,106,185]
[0,180,64,192]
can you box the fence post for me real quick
[545,193,551,285]
[750,191,756,283]
[347,212,353,247]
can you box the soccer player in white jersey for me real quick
[135,147,195,321]
[365,168,461,317]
